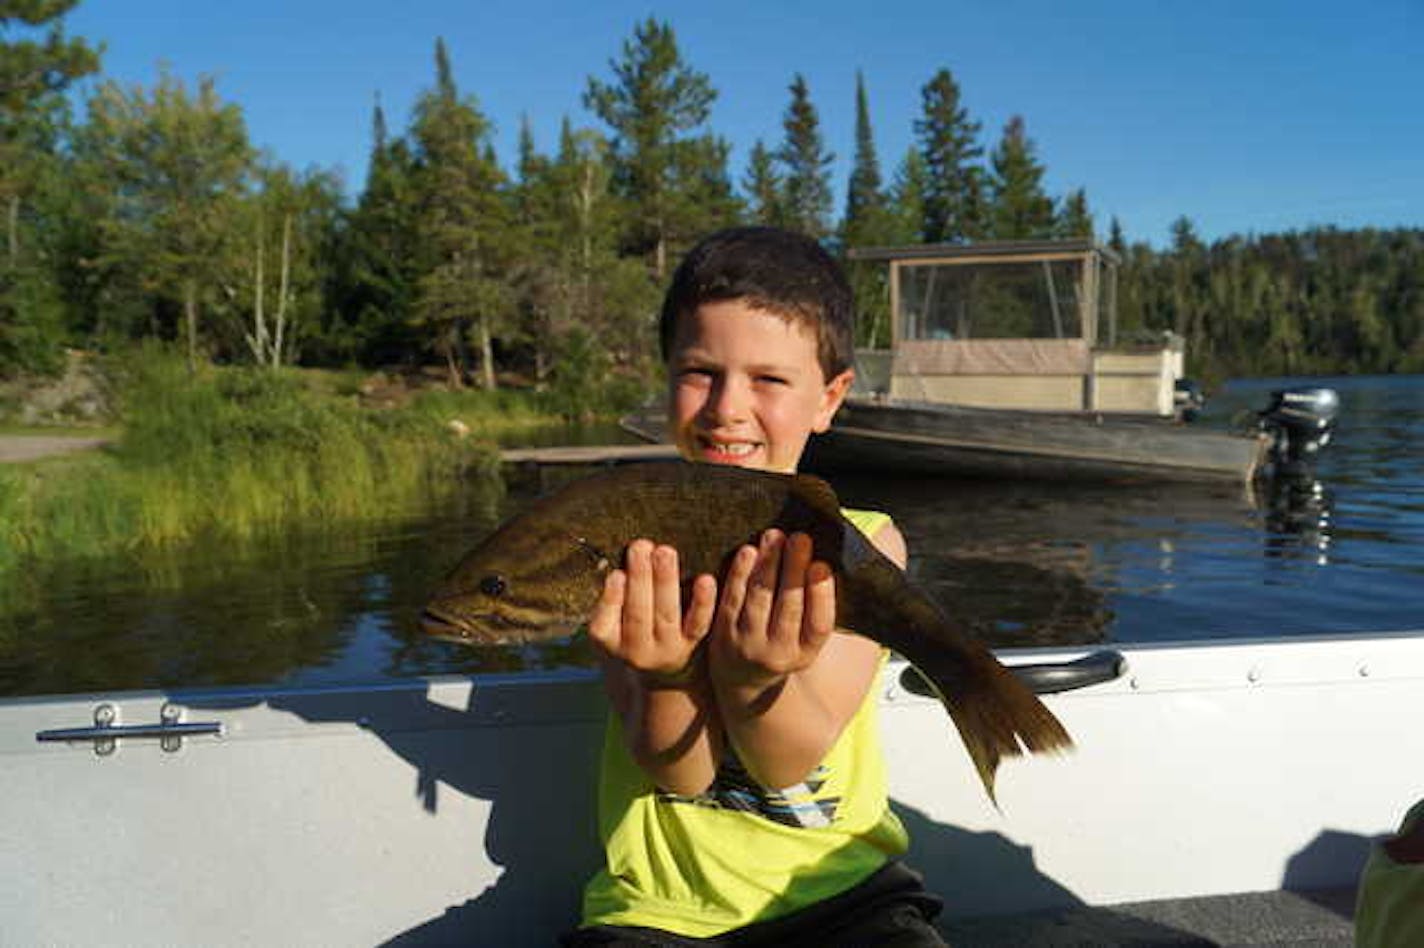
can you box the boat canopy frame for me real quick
[847,238,1123,348]
[847,240,1185,416]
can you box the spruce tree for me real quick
[667,132,741,250]
[841,71,898,349]
[843,70,892,249]
[741,140,783,226]
[408,37,511,389]
[914,68,983,243]
[335,95,423,365]
[774,73,833,240]
[888,147,929,245]
[1057,188,1093,240]
[986,115,1054,240]
[1108,216,1127,258]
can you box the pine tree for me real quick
[887,147,929,244]
[0,0,101,374]
[1108,216,1127,258]
[986,115,1054,240]
[514,114,550,226]
[1167,215,1205,351]
[914,68,983,243]
[774,73,833,240]
[667,132,741,248]
[333,95,423,365]
[842,70,890,249]
[1,0,100,263]
[741,140,782,226]
[408,37,511,389]
[841,71,898,348]
[584,18,715,278]
[1057,188,1093,240]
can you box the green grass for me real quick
[0,424,121,438]
[0,348,520,572]
[406,386,558,438]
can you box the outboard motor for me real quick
[1259,386,1340,479]
[1174,378,1205,422]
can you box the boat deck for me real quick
[942,887,1355,946]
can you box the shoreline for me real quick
[0,435,112,464]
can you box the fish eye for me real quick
[479,574,507,597]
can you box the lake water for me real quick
[2,375,1420,698]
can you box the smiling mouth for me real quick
[699,437,759,459]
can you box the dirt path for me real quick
[0,435,112,464]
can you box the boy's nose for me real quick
[704,376,750,424]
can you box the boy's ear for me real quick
[813,369,855,433]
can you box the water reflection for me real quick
[2,377,1420,697]
[0,472,513,697]
[1262,477,1333,566]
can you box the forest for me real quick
[4,3,1423,401]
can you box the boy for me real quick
[1356,798,1424,947]
[563,227,945,946]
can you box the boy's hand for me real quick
[587,539,716,685]
[709,530,837,690]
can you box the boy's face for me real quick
[667,299,853,474]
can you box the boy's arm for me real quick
[588,540,722,797]
[709,523,907,790]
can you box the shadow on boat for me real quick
[173,670,1372,945]
[1283,828,1373,919]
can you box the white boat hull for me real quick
[4,632,1418,945]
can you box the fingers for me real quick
[773,531,813,635]
[715,541,760,635]
[587,567,626,655]
[651,544,683,638]
[802,559,836,652]
[713,531,836,680]
[590,539,710,676]
[621,539,656,647]
[683,573,717,644]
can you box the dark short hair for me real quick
[659,227,855,380]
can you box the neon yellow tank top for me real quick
[579,508,909,937]
[1356,800,1424,948]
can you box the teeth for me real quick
[708,441,755,456]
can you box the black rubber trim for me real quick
[899,649,1127,697]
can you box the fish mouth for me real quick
[419,605,564,646]
[420,608,481,643]
[420,606,517,645]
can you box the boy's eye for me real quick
[756,374,789,386]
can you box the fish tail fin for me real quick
[907,645,1074,805]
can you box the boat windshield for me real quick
[899,258,1087,342]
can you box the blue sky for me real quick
[63,0,1421,247]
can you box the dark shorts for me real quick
[561,860,946,947]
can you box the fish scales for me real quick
[423,462,1072,800]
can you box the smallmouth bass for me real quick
[423,462,1072,800]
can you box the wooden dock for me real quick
[499,443,678,465]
